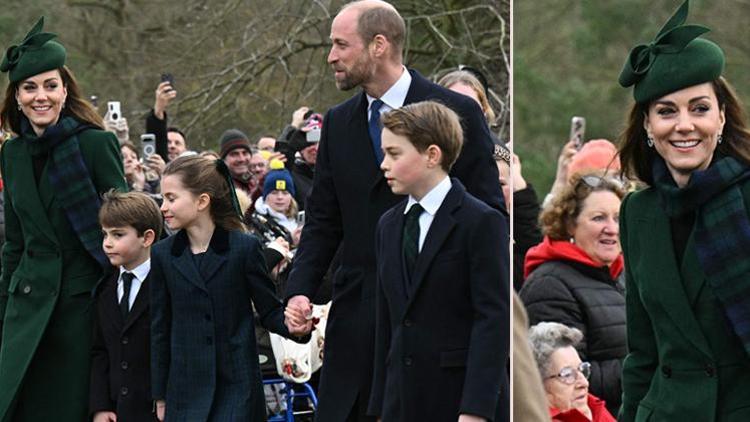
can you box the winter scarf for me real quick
[652,154,750,356]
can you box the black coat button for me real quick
[122,337,129,345]
[120,387,129,396]
[661,365,672,378]
[705,364,715,377]
[207,336,213,345]
[404,357,413,366]
[404,319,413,327]
[121,361,128,370]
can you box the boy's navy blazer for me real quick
[90,269,156,421]
[368,180,510,422]
[150,227,293,421]
[285,69,506,420]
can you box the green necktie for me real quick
[403,203,424,281]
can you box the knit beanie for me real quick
[263,159,296,198]
[567,139,621,181]
[219,128,251,158]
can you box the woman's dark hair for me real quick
[619,77,750,185]
[162,156,244,232]
[0,65,103,135]
[540,173,626,240]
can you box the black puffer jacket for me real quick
[520,260,626,416]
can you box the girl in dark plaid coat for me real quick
[150,156,311,421]
[617,2,750,421]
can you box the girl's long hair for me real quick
[163,156,244,232]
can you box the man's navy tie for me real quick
[368,99,385,163]
[120,272,134,319]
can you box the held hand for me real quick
[154,81,177,120]
[155,400,166,421]
[291,106,310,128]
[458,414,486,422]
[93,411,117,422]
[269,151,287,163]
[285,295,313,336]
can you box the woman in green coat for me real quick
[617,1,750,421]
[0,18,127,421]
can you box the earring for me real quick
[17,104,21,111]
[569,237,575,244]
[646,137,654,148]
[718,134,723,144]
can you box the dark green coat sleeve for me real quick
[619,192,659,422]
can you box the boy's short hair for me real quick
[381,101,463,172]
[99,190,163,239]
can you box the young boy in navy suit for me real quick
[367,101,509,422]
[90,191,163,422]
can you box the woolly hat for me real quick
[1,17,67,83]
[219,128,251,158]
[618,0,724,104]
[288,113,324,153]
[567,139,621,181]
[263,159,296,199]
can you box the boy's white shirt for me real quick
[117,258,151,310]
[404,176,451,252]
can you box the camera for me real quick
[108,101,122,121]
[141,133,156,158]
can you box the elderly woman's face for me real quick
[544,346,589,412]
[645,82,725,187]
[15,69,67,136]
[571,190,621,266]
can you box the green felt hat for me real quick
[618,0,724,104]
[0,17,66,83]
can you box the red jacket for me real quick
[549,394,616,422]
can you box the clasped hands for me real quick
[284,295,317,337]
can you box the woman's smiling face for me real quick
[645,82,725,187]
[15,69,67,136]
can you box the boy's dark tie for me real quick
[120,272,134,319]
[403,203,424,283]
[368,99,385,163]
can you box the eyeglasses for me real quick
[545,362,591,385]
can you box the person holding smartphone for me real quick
[145,75,188,163]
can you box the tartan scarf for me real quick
[653,154,750,356]
[23,115,108,268]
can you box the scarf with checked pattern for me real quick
[23,115,108,268]
[653,153,750,356]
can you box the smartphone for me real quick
[297,211,306,225]
[306,128,321,143]
[161,73,175,90]
[570,116,586,150]
[141,133,156,158]
[107,101,121,121]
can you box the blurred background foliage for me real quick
[0,0,507,152]
[514,0,750,195]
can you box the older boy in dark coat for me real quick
[367,102,509,422]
